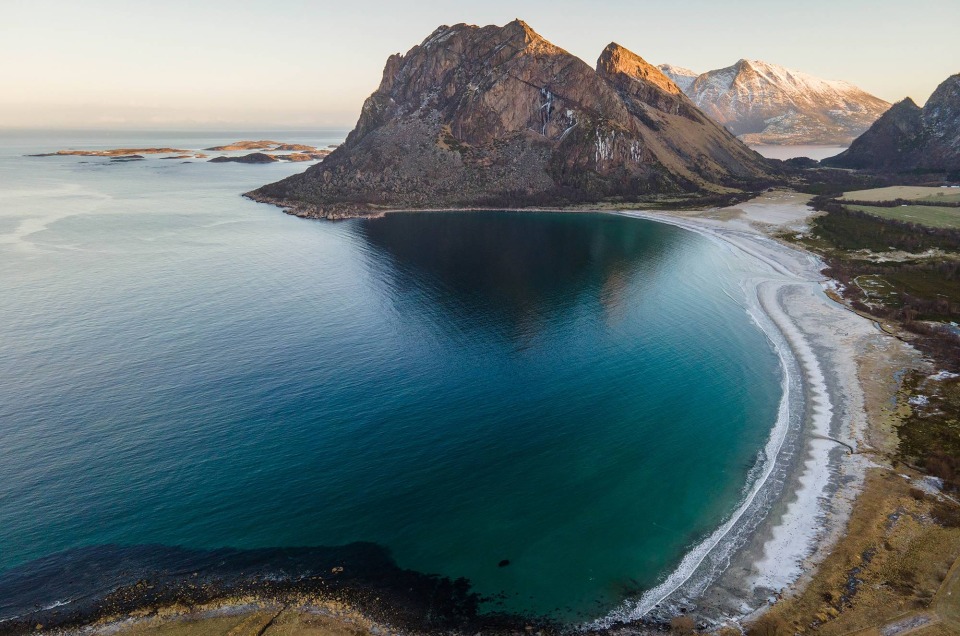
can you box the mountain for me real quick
[658,59,890,145]
[247,20,775,220]
[657,64,698,92]
[822,74,960,171]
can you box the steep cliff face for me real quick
[823,74,960,171]
[597,45,770,182]
[659,59,890,145]
[919,74,960,169]
[248,20,775,219]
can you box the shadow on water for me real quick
[356,211,684,343]
[0,543,543,635]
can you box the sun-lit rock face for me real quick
[824,74,960,171]
[659,59,891,145]
[249,20,775,219]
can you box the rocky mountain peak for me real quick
[889,96,921,114]
[597,44,682,96]
[658,63,697,76]
[502,18,543,45]
[823,74,960,171]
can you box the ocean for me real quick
[750,144,847,161]
[0,130,782,624]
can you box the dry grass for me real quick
[99,611,278,636]
[753,470,960,635]
[88,602,378,636]
[745,319,960,636]
[257,608,373,636]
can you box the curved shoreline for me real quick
[601,200,877,628]
[589,221,803,628]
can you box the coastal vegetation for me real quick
[840,186,960,202]
[796,194,960,364]
[747,470,960,635]
[842,204,960,230]
[761,184,960,635]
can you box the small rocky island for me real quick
[204,140,320,152]
[27,141,331,164]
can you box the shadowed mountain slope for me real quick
[823,74,960,171]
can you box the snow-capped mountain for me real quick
[656,64,698,92]
[658,59,890,145]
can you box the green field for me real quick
[842,185,960,201]
[846,203,960,228]
[921,192,960,203]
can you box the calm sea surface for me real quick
[0,131,781,621]
[750,144,847,161]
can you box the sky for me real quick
[1,0,958,129]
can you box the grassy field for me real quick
[846,203,960,229]
[922,193,960,204]
[842,186,960,201]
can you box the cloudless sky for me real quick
[1,0,957,129]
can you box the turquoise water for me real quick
[0,131,781,622]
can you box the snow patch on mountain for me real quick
[657,64,698,92]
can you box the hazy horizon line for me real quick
[0,124,356,132]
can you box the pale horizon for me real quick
[2,0,958,130]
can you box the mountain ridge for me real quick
[247,20,776,220]
[658,59,890,145]
[823,74,960,171]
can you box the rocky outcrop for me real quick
[823,74,960,171]
[204,141,320,152]
[247,20,776,219]
[209,152,278,164]
[274,144,318,152]
[659,59,890,145]
[208,152,328,163]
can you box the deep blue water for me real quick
[0,131,781,622]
